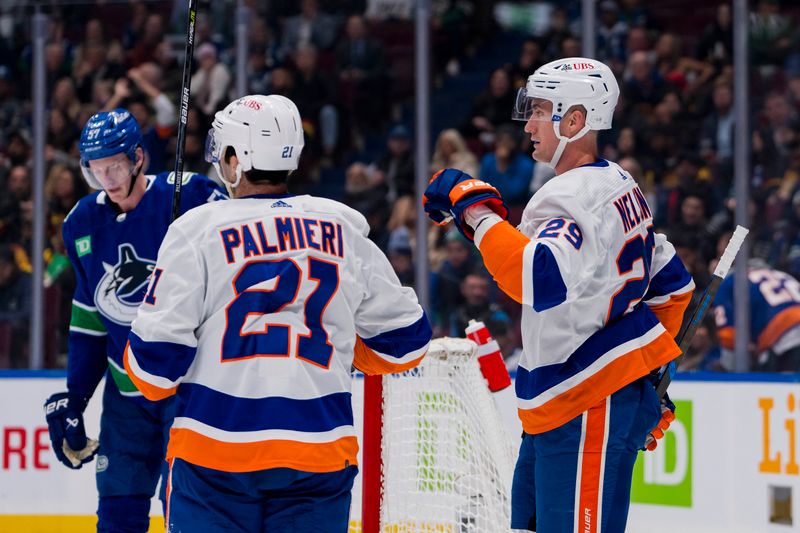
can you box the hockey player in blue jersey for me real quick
[714,259,800,371]
[42,109,226,532]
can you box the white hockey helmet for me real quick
[513,57,619,167]
[205,94,305,188]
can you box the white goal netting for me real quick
[350,338,518,533]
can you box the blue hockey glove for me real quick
[423,168,509,241]
[644,393,676,451]
[44,392,99,469]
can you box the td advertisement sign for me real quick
[631,399,693,507]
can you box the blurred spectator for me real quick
[0,244,31,368]
[128,13,165,66]
[51,77,82,123]
[678,315,722,372]
[45,164,85,232]
[373,125,414,225]
[430,129,479,178]
[104,63,177,173]
[432,0,472,76]
[672,232,712,292]
[0,66,23,148]
[624,51,668,110]
[654,33,715,97]
[335,14,386,132]
[293,45,340,161]
[754,92,799,181]
[541,7,572,61]
[464,67,515,145]
[596,1,628,67]
[701,79,735,166]
[478,125,534,207]
[191,43,232,119]
[387,226,414,287]
[280,0,340,60]
[47,108,78,154]
[430,229,479,336]
[449,272,512,340]
[696,3,733,69]
[750,0,792,71]
[508,38,544,90]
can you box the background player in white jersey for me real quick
[42,109,226,532]
[423,58,695,532]
[124,94,432,532]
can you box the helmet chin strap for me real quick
[122,155,144,200]
[216,161,244,197]
[546,120,592,169]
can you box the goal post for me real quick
[351,337,519,533]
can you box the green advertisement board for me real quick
[630,399,693,507]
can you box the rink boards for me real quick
[0,371,799,533]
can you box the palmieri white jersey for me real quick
[124,194,431,473]
[474,159,694,434]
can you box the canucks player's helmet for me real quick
[78,109,143,190]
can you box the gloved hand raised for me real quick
[44,391,99,469]
[423,168,509,241]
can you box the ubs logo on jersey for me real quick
[94,244,155,325]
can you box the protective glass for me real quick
[512,88,552,122]
[204,128,222,164]
[83,158,136,190]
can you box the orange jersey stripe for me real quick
[352,337,425,375]
[577,398,608,533]
[648,290,693,338]
[757,306,800,353]
[518,329,679,434]
[166,427,359,473]
[123,341,177,401]
[477,221,531,304]
[717,326,735,350]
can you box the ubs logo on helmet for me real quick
[94,243,156,325]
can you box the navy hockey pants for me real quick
[511,377,661,532]
[96,378,174,532]
[165,459,357,532]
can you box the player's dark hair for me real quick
[224,146,290,185]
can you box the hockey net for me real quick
[349,337,518,533]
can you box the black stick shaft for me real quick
[171,0,198,222]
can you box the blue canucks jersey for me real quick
[62,172,227,400]
[714,267,800,353]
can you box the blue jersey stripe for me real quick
[645,254,692,301]
[129,332,196,382]
[532,243,567,311]
[176,382,354,433]
[516,304,661,401]
[360,312,432,359]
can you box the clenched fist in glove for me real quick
[423,168,509,241]
[44,392,99,469]
[644,394,676,451]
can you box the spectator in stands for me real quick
[293,45,340,162]
[47,108,78,154]
[701,78,735,167]
[105,63,177,173]
[128,13,165,66]
[678,315,722,371]
[373,125,415,228]
[45,164,85,232]
[464,67,515,145]
[0,65,23,148]
[191,42,232,119]
[280,0,340,60]
[597,1,628,67]
[750,0,793,71]
[51,77,82,124]
[0,244,31,368]
[335,14,386,132]
[387,226,415,288]
[430,229,479,336]
[541,7,572,61]
[430,129,479,178]
[624,50,668,110]
[449,272,512,340]
[478,125,534,208]
[508,38,545,90]
[756,92,799,180]
[696,3,733,69]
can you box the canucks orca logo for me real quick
[94,244,156,325]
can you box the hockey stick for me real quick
[170,0,199,222]
[655,224,749,399]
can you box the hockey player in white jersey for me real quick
[423,58,694,532]
[124,94,431,532]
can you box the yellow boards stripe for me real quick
[0,516,165,533]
